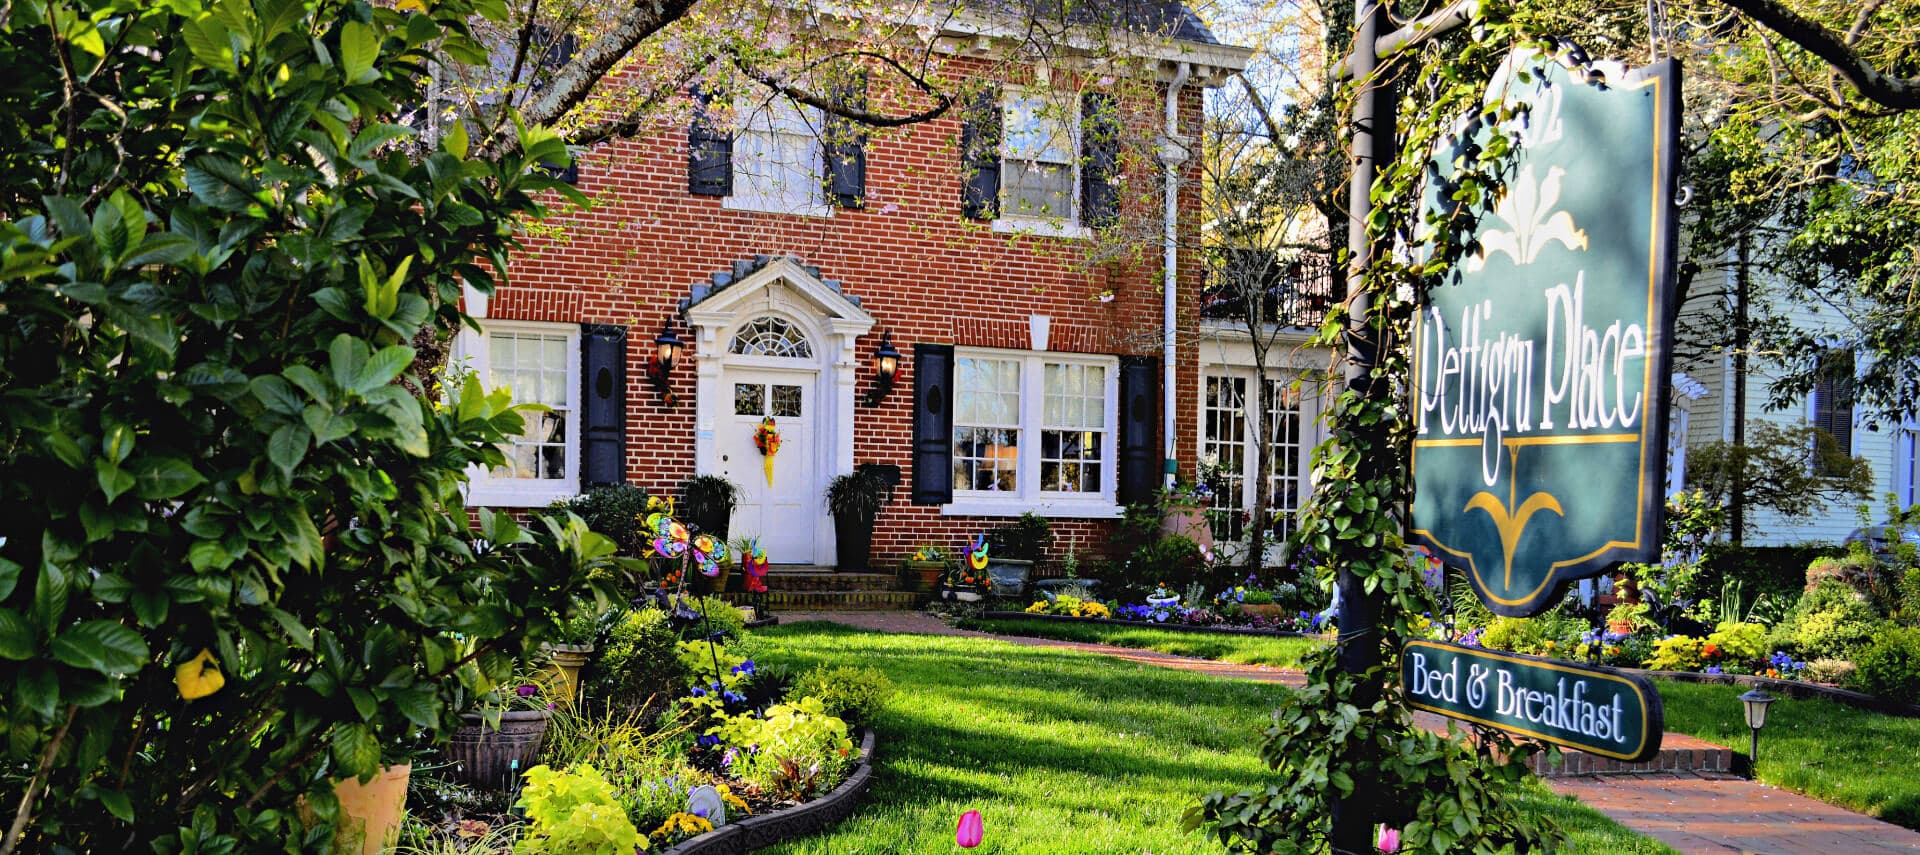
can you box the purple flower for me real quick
[515,684,538,698]
[1704,665,1722,675]
[690,686,707,697]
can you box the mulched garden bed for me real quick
[979,610,1313,639]
[658,728,877,855]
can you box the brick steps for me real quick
[764,571,899,593]
[720,590,930,611]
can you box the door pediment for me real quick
[684,256,875,334]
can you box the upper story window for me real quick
[1001,92,1076,223]
[730,316,813,359]
[728,96,828,216]
[950,350,1116,512]
[456,321,581,507]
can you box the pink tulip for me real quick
[955,810,983,848]
[1376,826,1401,852]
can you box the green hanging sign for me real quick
[1411,48,1682,616]
[1402,640,1663,762]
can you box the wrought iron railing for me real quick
[1199,249,1342,330]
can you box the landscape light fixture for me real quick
[863,330,901,407]
[1738,688,1777,774]
[647,317,685,405]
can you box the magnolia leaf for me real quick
[339,20,378,84]
[50,620,149,676]
[130,457,206,500]
[0,609,36,660]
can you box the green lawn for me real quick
[754,621,1672,854]
[963,615,1920,834]
[955,615,1323,667]
[1656,679,1920,829]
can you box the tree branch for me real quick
[514,0,702,137]
[1714,0,1920,110]
[1,705,77,855]
[727,49,957,128]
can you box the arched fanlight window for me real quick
[729,316,813,359]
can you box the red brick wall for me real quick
[490,58,1211,571]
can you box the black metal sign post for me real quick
[1331,1,1474,851]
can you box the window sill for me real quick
[941,496,1122,519]
[992,217,1089,239]
[724,195,834,218]
[466,479,577,508]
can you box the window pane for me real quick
[957,358,1020,426]
[1003,95,1071,163]
[953,427,1018,491]
[736,98,823,209]
[486,331,572,481]
[1004,160,1073,219]
[734,383,764,416]
[1041,428,1102,492]
[771,384,802,417]
[1203,375,1248,541]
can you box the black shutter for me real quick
[1117,356,1159,505]
[959,88,1000,219]
[911,344,955,505]
[825,75,868,208]
[531,26,579,183]
[688,85,733,196]
[1081,91,1119,228]
[580,324,627,489]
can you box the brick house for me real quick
[453,9,1261,572]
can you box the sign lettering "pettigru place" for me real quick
[1402,640,1663,762]
[1411,48,1682,617]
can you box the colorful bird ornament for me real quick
[966,534,990,572]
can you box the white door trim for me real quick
[685,259,875,566]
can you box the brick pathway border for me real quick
[777,610,1920,854]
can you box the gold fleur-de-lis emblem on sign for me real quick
[1464,164,1589,272]
[1464,490,1565,588]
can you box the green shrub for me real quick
[1898,567,1920,627]
[710,696,856,802]
[987,512,1055,563]
[514,764,644,855]
[1771,581,1884,660]
[681,595,747,641]
[1846,627,1920,705]
[1647,635,1706,671]
[1806,553,1883,597]
[1704,621,1768,663]
[1700,543,1834,608]
[791,665,896,726]
[1477,612,1587,657]
[1804,658,1857,685]
[589,609,687,712]
[0,2,623,846]
[1108,535,1207,601]
[543,485,654,559]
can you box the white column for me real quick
[692,321,725,476]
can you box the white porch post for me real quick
[692,321,724,476]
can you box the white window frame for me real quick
[1197,367,1322,561]
[452,320,582,507]
[993,89,1088,239]
[725,94,832,218]
[1898,425,1919,509]
[944,348,1120,518]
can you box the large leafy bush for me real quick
[1770,581,1884,660]
[0,0,619,848]
[1846,628,1920,705]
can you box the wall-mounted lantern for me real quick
[647,317,685,405]
[862,330,901,407]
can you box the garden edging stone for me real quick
[1621,667,1920,718]
[658,728,877,855]
[980,610,1311,639]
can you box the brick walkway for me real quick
[779,610,1920,854]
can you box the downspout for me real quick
[1161,61,1192,490]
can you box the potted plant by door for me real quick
[682,474,739,543]
[1160,483,1216,552]
[827,467,892,571]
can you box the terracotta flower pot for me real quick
[1160,506,1216,551]
[1241,604,1287,619]
[542,643,594,705]
[905,561,946,593]
[445,709,551,790]
[329,763,410,855]
[1607,620,1634,636]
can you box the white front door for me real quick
[721,369,817,564]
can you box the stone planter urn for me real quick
[446,709,551,790]
[948,585,984,603]
[1146,594,1180,609]
[541,642,594,705]
[985,558,1034,598]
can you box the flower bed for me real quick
[983,611,1313,639]
[658,728,876,855]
